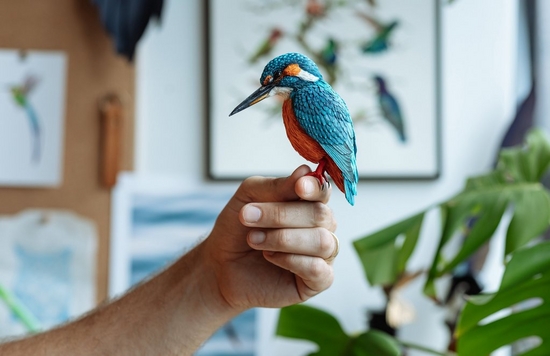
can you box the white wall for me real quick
[134,0,518,354]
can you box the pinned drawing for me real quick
[0,50,67,187]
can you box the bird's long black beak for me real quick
[229,83,276,116]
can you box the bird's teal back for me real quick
[291,80,358,204]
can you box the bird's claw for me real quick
[306,171,331,191]
[320,173,331,191]
[324,172,331,189]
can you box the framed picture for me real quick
[206,0,440,180]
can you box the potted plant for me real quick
[276,129,550,355]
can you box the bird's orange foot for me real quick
[306,170,328,189]
[306,159,331,190]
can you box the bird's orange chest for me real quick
[282,99,326,163]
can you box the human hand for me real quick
[201,165,337,314]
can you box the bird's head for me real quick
[386,20,399,31]
[373,75,387,90]
[230,53,323,116]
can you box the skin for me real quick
[0,165,337,356]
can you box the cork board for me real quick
[0,0,135,303]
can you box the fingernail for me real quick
[303,179,315,195]
[249,230,266,244]
[243,205,262,223]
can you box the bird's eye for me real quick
[275,70,282,78]
[263,75,274,86]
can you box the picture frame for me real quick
[206,0,441,180]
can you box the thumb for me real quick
[233,165,312,205]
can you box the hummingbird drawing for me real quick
[9,75,41,163]
[320,38,338,67]
[230,53,358,205]
[373,75,406,143]
[249,28,283,64]
[356,11,399,54]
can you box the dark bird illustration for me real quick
[373,75,406,143]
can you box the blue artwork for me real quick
[13,245,72,328]
[127,189,257,355]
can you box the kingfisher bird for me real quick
[373,75,406,143]
[9,76,41,163]
[230,53,358,205]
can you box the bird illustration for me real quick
[356,11,399,54]
[373,75,406,143]
[306,0,326,18]
[230,53,358,205]
[319,37,338,67]
[9,76,41,163]
[249,28,283,64]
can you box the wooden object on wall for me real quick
[0,0,135,303]
[99,93,123,188]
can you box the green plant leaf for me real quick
[276,304,350,355]
[506,188,550,254]
[424,130,550,297]
[349,330,401,356]
[498,129,550,182]
[456,242,550,355]
[500,240,550,290]
[276,305,404,356]
[353,213,424,286]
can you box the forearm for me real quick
[0,242,236,356]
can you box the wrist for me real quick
[173,240,240,329]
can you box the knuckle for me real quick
[277,230,293,249]
[318,228,334,255]
[240,176,259,191]
[312,202,333,227]
[308,258,326,280]
[274,204,287,225]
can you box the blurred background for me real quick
[0,0,548,355]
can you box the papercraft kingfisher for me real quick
[373,75,406,143]
[10,76,41,163]
[230,53,358,205]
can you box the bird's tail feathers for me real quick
[326,158,357,205]
[398,130,406,142]
[345,179,357,206]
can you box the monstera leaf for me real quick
[276,304,401,356]
[352,130,550,300]
[353,212,424,286]
[424,130,550,297]
[456,241,550,355]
